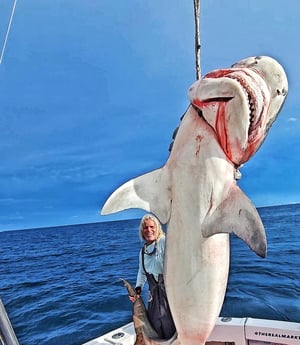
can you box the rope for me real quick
[0,0,17,64]
[193,0,201,80]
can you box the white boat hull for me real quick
[83,317,300,345]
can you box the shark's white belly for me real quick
[163,156,231,345]
[165,218,230,345]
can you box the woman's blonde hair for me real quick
[139,213,164,241]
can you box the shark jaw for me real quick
[189,56,288,166]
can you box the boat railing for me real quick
[0,299,19,345]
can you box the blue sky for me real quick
[0,0,299,231]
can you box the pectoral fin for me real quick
[101,167,171,224]
[202,184,267,258]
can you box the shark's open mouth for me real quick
[188,64,277,165]
[203,68,268,140]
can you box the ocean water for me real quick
[0,204,299,345]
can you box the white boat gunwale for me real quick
[82,316,300,345]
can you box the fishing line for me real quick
[168,1,201,154]
[193,0,201,79]
[0,0,17,64]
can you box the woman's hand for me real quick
[128,286,141,303]
[129,295,138,303]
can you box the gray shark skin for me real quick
[101,56,288,345]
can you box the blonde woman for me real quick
[130,213,175,339]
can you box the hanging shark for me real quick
[101,56,288,345]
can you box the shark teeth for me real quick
[226,73,257,135]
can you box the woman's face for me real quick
[142,219,157,244]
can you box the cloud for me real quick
[288,117,298,122]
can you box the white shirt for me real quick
[136,236,165,288]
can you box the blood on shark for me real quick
[101,56,288,345]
